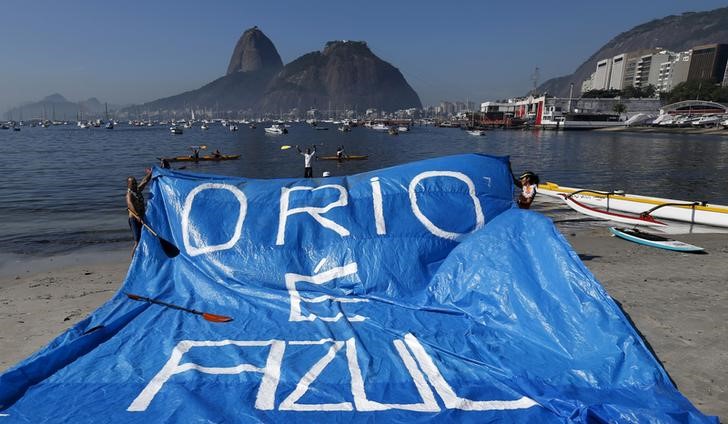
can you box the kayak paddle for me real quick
[280,145,292,150]
[127,209,180,258]
[190,145,207,150]
[126,293,233,323]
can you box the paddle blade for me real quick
[280,145,292,150]
[158,237,180,258]
[126,293,143,301]
[202,312,233,323]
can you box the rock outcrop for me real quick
[226,26,283,75]
[259,40,421,112]
[4,94,109,120]
[126,30,421,114]
[134,27,283,113]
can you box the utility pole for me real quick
[567,83,574,112]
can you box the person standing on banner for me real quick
[296,145,316,178]
[126,168,152,252]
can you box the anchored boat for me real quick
[539,182,728,228]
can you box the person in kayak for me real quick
[296,145,316,178]
[190,148,200,161]
[336,145,347,162]
[514,170,539,209]
[212,149,222,159]
[126,169,152,252]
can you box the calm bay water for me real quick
[1,123,727,256]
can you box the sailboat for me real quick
[105,103,114,129]
[466,107,485,136]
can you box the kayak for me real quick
[539,182,728,228]
[318,155,368,161]
[609,227,704,253]
[166,154,240,162]
[561,194,666,227]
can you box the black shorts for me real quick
[129,217,142,242]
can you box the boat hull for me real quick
[609,227,704,252]
[166,155,240,162]
[318,155,368,161]
[539,182,728,228]
[562,195,666,227]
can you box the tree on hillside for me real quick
[622,85,656,99]
[582,89,621,98]
[664,80,728,103]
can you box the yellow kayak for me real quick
[166,154,241,162]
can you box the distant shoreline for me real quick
[595,126,728,135]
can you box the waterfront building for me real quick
[481,95,661,128]
[656,57,676,93]
[635,49,673,89]
[581,76,594,93]
[668,50,692,89]
[608,54,626,90]
[621,49,661,90]
[592,59,612,90]
[687,43,728,83]
[439,101,456,116]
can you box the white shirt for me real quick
[522,184,537,200]
[303,152,314,167]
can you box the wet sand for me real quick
[0,229,725,420]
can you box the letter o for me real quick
[408,171,484,241]
[181,183,247,256]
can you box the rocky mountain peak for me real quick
[226,26,283,75]
[43,93,68,103]
[322,40,370,56]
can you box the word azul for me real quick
[128,333,537,413]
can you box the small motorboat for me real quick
[264,124,288,134]
[170,126,183,135]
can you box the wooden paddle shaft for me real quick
[127,209,159,237]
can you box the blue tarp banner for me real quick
[0,154,716,422]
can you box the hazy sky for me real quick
[1,0,726,111]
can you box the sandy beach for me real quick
[0,227,726,420]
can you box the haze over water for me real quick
[2,124,727,256]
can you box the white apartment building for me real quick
[592,59,612,90]
[583,48,691,95]
[608,54,626,89]
[634,50,673,89]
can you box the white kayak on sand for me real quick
[539,182,728,228]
